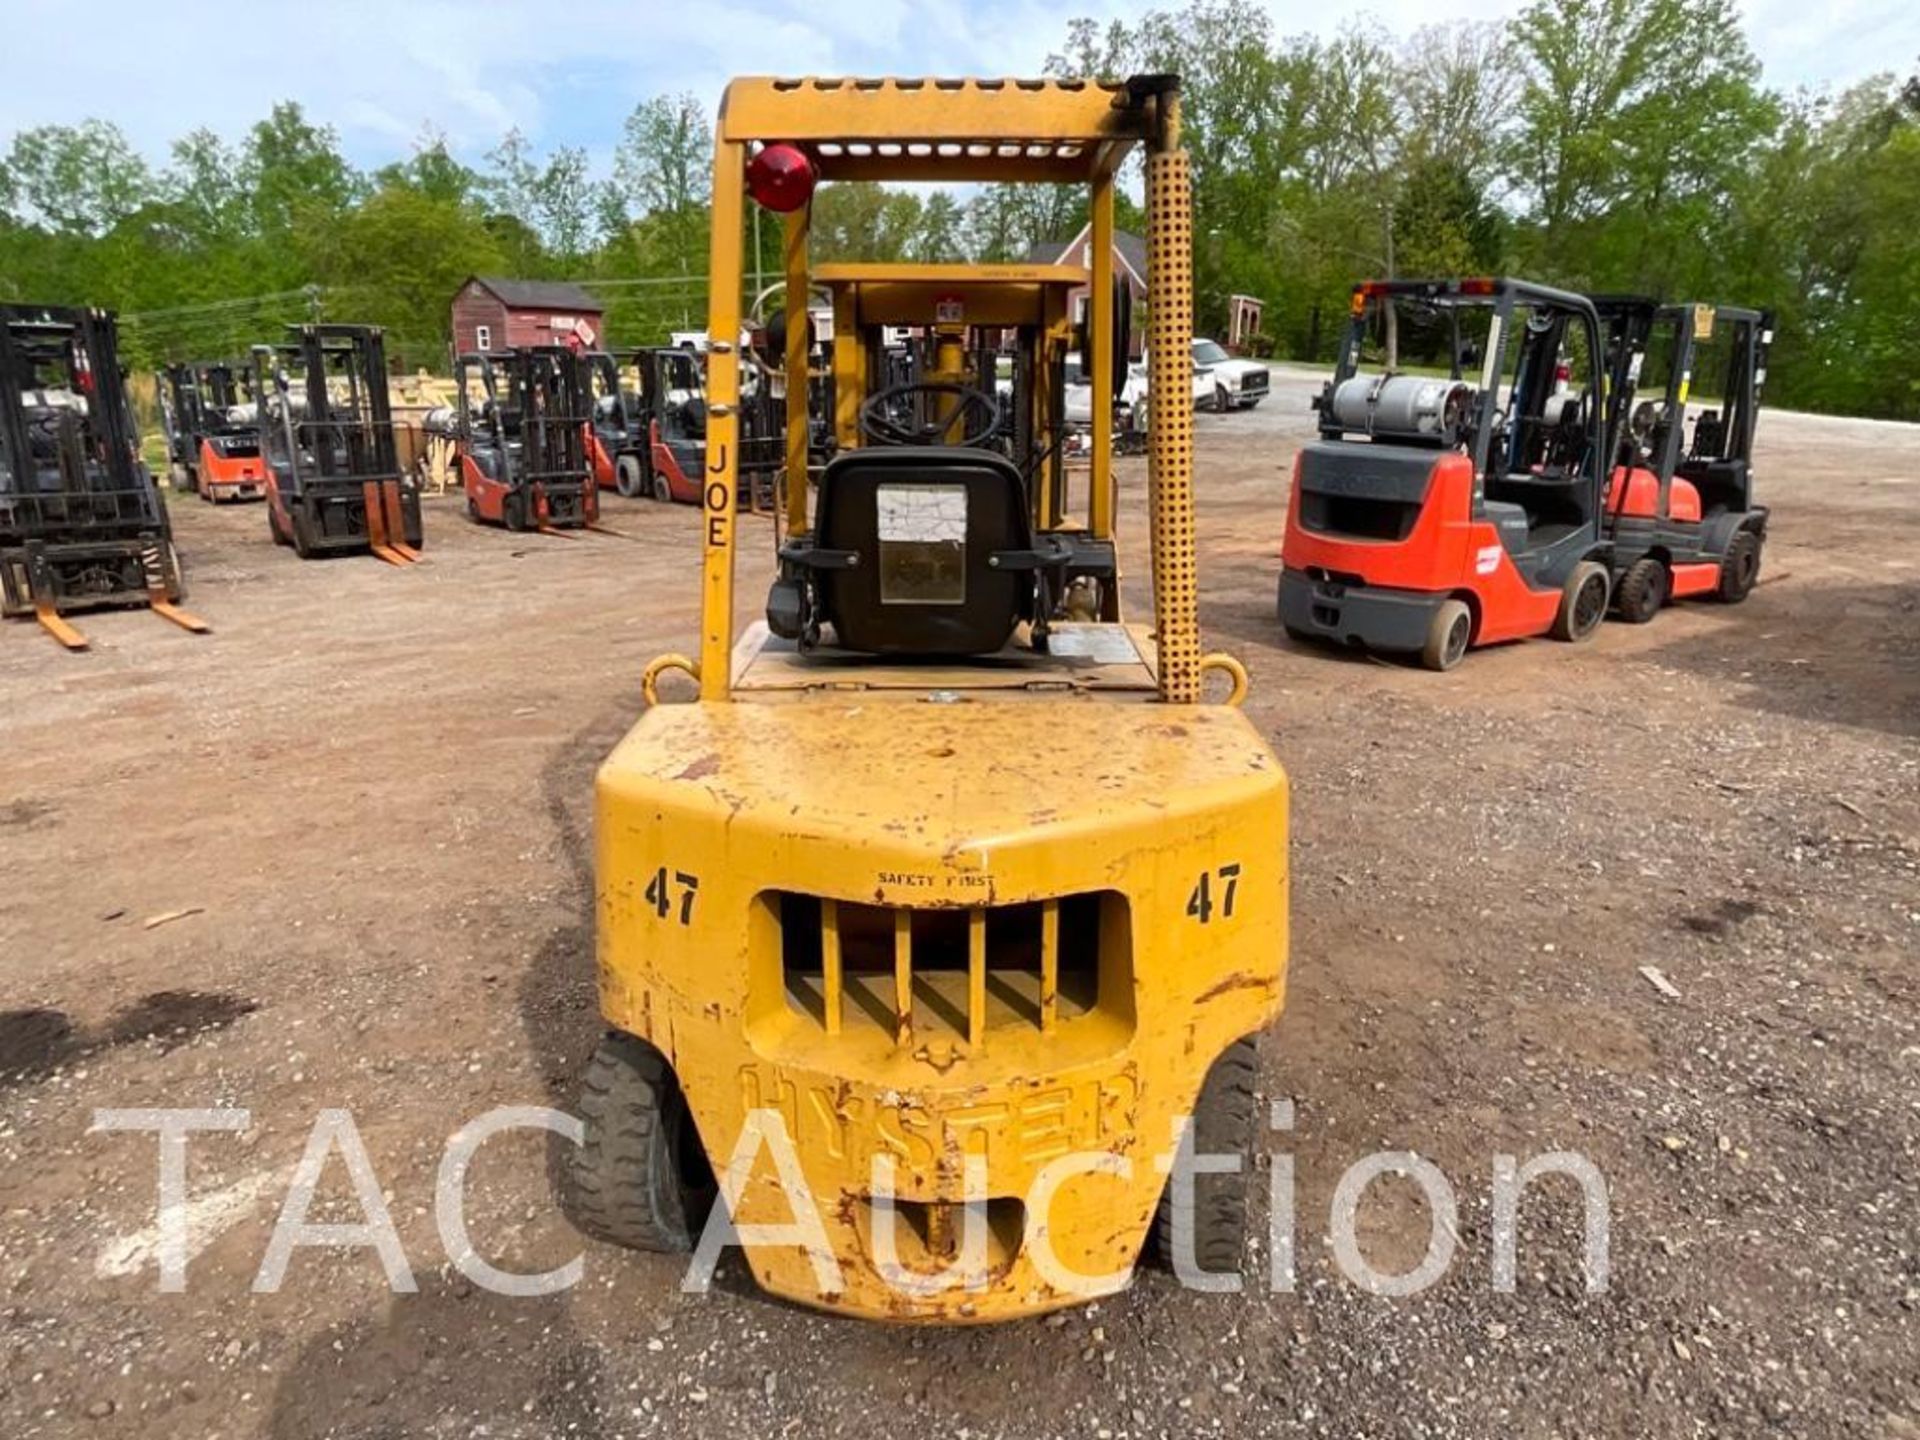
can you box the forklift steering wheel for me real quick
[859,382,1002,448]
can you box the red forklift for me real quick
[1594,299,1771,622]
[157,361,268,502]
[1,304,207,649]
[623,345,782,509]
[252,325,423,564]
[453,347,599,532]
[582,350,648,497]
[1280,278,1614,670]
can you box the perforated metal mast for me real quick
[1143,81,1202,703]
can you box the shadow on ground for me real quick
[1647,579,1920,739]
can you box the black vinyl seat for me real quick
[770,446,1063,656]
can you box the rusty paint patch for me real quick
[675,754,721,781]
[1195,971,1271,1004]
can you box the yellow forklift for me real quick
[573,74,1289,1323]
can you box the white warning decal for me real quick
[1475,544,1503,575]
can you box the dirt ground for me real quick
[2,370,1916,1439]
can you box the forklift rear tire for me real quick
[614,455,646,499]
[1612,557,1666,624]
[1552,562,1610,643]
[570,1032,717,1253]
[1420,599,1473,671]
[1146,1034,1259,1276]
[1717,530,1761,603]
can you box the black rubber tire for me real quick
[268,500,291,548]
[614,454,647,499]
[290,506,316,559]
[1717,530,1762,603]
[1612,556,1666,624]
[569,1032,716,1253]
[1552,561,1610,642]
[1146,1034,1259,1275]
[1214,385,1231,413]
[649,465,672,504]
[504,490,529,533]
[1420,598,1473,671]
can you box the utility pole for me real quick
[1382,200,1398,371]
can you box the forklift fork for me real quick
[147,592,210,635]
[33,601,88,651]
[362,480,422,565]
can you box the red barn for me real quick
[450,277,604,355]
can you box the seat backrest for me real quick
[814,446,1033,655]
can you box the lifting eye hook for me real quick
[1199,652,1249,707]
[642,653,701,706]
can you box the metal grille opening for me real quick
[778,891,1123,1048]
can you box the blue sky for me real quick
[2,0,1915,172]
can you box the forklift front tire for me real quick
[1717,530,1761,603]
[614,455,647,499]
[1421,599,1473,671]
[1553,562,1610,643]
[570,1032,717,1253]
[1146,1034,1260,1276]
[1612,557,1666,624]
[290,507,316,559]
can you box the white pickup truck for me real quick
[1191,338,1269,411]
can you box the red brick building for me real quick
[450,277,604,355]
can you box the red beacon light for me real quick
[746,143,816,212]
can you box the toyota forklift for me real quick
[1280,278,1615,670]
[157,360,268,502]
[583,350,647,497]
[1,304,207,650]
[622,344,783,510]
[251,325,423,564]
[571,74,1287,1324]
[453,346,599,533]
[1594,299,1772,623]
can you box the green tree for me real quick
[4,120,152,234]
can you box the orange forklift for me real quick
[1280,278,1614,670]
[582,350,647,497]
[1594,298,1771,622]
[157,361,269,502]
[454,346,599,532]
